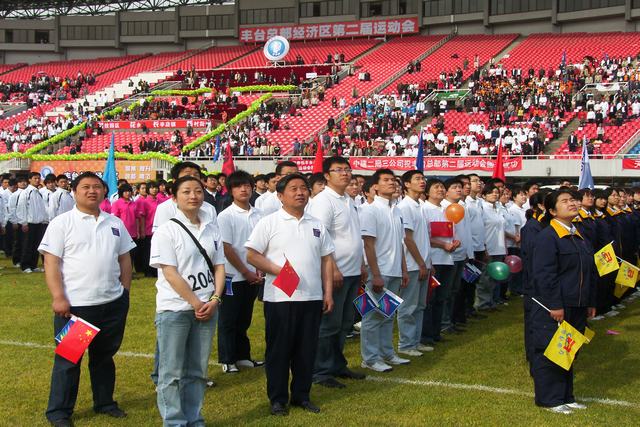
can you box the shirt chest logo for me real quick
[313,228,320,237]
[111,227,120,237]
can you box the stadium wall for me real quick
[0,0,639,62]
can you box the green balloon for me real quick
[487,262,510,281]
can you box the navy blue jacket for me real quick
[532,219,597,310]
[521,215,543,296]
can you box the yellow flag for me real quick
[615,260,639,288]
[594,243,619,277]
[544,321,587,370]
[584,327,595,344]
[614,282,627,299]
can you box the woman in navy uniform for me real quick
[520,191,546,365]
[529,189,597,414]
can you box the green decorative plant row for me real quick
[23,122,88,156]
[229,85,296,93]
[150,88,212,97]
[181,93,272,153]
[0,151,179,164]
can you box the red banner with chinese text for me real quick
[622,158,640,169]
[98,119,211,130]
[239,17,419,43]
[348,156,523,172]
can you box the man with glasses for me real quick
[309,157,367,388]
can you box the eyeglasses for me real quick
[328,168,352,174]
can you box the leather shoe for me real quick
[270,402,288,416]
[49,419,73,427]
[96,407,127,418]
[291,400,321,413]
[315,377,346,388]
[337,368,366,380]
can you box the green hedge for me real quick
[229,85,296,93]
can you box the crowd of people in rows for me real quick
[0,71,96,105]
[1,157,638,426]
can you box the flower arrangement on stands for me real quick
[29,151,180,164]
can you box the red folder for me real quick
[273,258,300,297]
[431,221,454,238]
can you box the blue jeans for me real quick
[156,310,217,427]
[398,270,427,350]
[360,273,401,364]
[313,275,360,381]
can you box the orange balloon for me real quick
[445,203,465,224]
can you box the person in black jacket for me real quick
[529,189,597,414]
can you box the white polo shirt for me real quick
[504,203,524,248]
[360,195,404,277]
[217,202,263,283]
[441,199,474,262]
[465,195,486,253]
[152,198,217,233]
[481,200,507,256]
[150,209,225,312]
[422,200,453,266]
[38,207,136,306]
[245,209,335,303]
[254,190,281,216]
[308,186,363,277]
[397,195,431,271]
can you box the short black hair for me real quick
[171,175,204,195]
[118,183,133,197]
[363,178,375,194]
[322,156,350,174]
[226,170,254,193]
[482,182,500,196]
[170,161,201,179]
[371,168,394,184]
[523,180,539,193]
[44,173,57,183]
[275,160,298,176]
[8,178,16,186]
[55,174,68,182]
[443,177,463,191]
[254,174,266,183]
[29,172,40,179]
[116,178,128,186]
[147,180,159,189]
[401,170,423,185]
[265,172,277,182]
[425,178,444,195]
[308,172,327,189]
[16,175,28,183]
[71,172,102,191]
[276,173,308,193]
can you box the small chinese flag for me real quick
[544,320,587,370]
[430,221,454,238]
[273,258,300,297]
[55,317,100,364]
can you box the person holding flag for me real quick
[245,173,335,416]
[529,189,597,414]
[39,172,135,427]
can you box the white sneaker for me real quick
[222,363,239,373]
[614,304,625,310]
[22,268,32,274]
[361,361,393,372]
[591,315,605,321]
[236,359,264,368]
[13,263,20,268]
[416,344,435,352]
[384,355,411,365]
[353,321,361,332]
[398,349,423,357]
[546,404,573,414]
[565,402,586,410]
[32,267,44,273]
[604,310,619,317]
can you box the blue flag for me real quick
[578,138,594,190]
[102,133,118,199]
[353,290,377,317]
[376,288,403,318]
[212,135,221,162]
[415,130,424,171]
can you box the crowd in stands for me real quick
[0,72,96,105]
[1,114,83,152]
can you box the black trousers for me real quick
[141,236,156,277]
[530,305,587,407]
[12,224,23,265]
[46,291,129,422]
[21,222,46,270]
[218,280,259,363]
[132,238,145,273]
[264,300,322,405]
[3,221,14,257]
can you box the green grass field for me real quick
[1,257,639,427]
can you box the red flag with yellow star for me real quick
[55,316,100,364]
[273,258,300,297]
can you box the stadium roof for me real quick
[0,0,231,19]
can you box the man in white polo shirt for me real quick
[253,161,298,215]
[397,170,432,357]
[309,156,366,389]
[216,170,264,374]
[246,173,334,416]
[39,172,135,427]
[360,168,410,373]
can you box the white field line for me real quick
[2,339,638,409]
